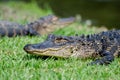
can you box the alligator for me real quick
[24,30,120,65]
[0,15,75,37]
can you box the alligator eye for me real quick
[54,38,68,44]
[52,16,58,21]
[82,43,85,46]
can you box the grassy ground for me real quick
[0,1,120,80]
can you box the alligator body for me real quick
[24,30,120,65]
[0,15,75,37]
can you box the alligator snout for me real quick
[23,44,33,52]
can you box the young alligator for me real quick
[24,30,120,65]
[0,15,75,37]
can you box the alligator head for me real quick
[26,15,75,35]
[24,34,101,58]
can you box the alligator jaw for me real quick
[24,44,73,58]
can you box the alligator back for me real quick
[0,15,75,37]
[0,21,28,37]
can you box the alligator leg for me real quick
[89,53,114,65]
[89,45,118,65]
[118,52,120,57]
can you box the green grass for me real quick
[0,1,120,80]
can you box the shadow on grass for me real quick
[23,54,66,61]
[23,54,91,66]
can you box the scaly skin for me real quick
[24,30,120,65]
[0,15,75,37]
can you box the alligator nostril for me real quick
[23,44,33,51]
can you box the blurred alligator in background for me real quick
[0,15,75,37]
[24,30,120,65]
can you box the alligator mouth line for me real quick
[25,45,70,53]
[26,48,62,53]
